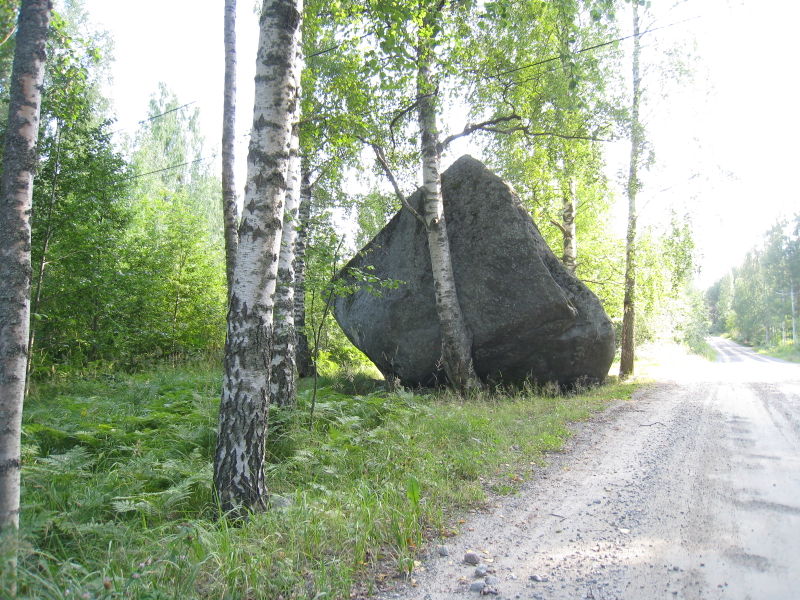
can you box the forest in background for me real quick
[707,214,800,360]
[0,0,718,597]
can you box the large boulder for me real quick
[333,155,615,387]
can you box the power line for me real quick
[121,154,216,182]
[137,101,197,126]
[110,101,198,136]
[482,15,702,81]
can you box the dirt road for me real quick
[380,338,800,599]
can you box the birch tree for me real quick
[560,176,578,273]
[474,0,619,275]
[415,6,481,392]
[355,0,620,391]
[270,125,301,407]
[293,167,313,376]
[339,0,486,392]
[619,0,643,379]
[0,0,51,587]
[288,4,372,380]
[221,0,239,292]
[214,0,303,513]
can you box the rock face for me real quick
[333,156,615,387]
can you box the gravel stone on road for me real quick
[375,338,800,599]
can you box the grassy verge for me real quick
[690,339,718,361]
[7,364,637,599]
[759,343,800,363]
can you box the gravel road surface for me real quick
[379,338,800,600]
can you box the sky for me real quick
[79,0,799,289]
[632,0,800,286]
[81,0,258,164]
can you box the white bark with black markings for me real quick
[416,38,481,393]
[0,0,51,583]
[562,179,577,274]
[221,0,239,293]
[270,122,301,407]
[214,0,302,513]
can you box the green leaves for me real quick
[710,214,800,347]
[404,475,421,512]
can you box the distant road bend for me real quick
[378,337,800,600]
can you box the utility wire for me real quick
[110,101,197,136]
[114,16,700,181]
[483,16,701,81]
[121,155,216,182]
[137,101,197,126]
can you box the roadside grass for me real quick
[7,364,637,599]
[691,339,718,361]
[759,343,800,363]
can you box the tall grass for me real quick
[5,364,637,599]
[760,342,800,363]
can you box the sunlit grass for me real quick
[759,342,800,363]
[5,364,638,599]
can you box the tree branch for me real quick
[367,142,427,227]
[439,114,523,149]
[549,220,567,235]
[500,125,609,142]
[580,278,623,286]
[388,89,437,147]
[0,25,17,47]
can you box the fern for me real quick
[35,446,95,475]
[111,498,156,516]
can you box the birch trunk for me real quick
[270,123,301,407]
[0,0,51,588]
[214,0,302,514]
[619,3,641,379]
[293,167,313,377]
[221,0,239,293]
[416,36,481,393]
[562,178,578,274]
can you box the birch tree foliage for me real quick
[473,0,620,227]
[460,2,624,321]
